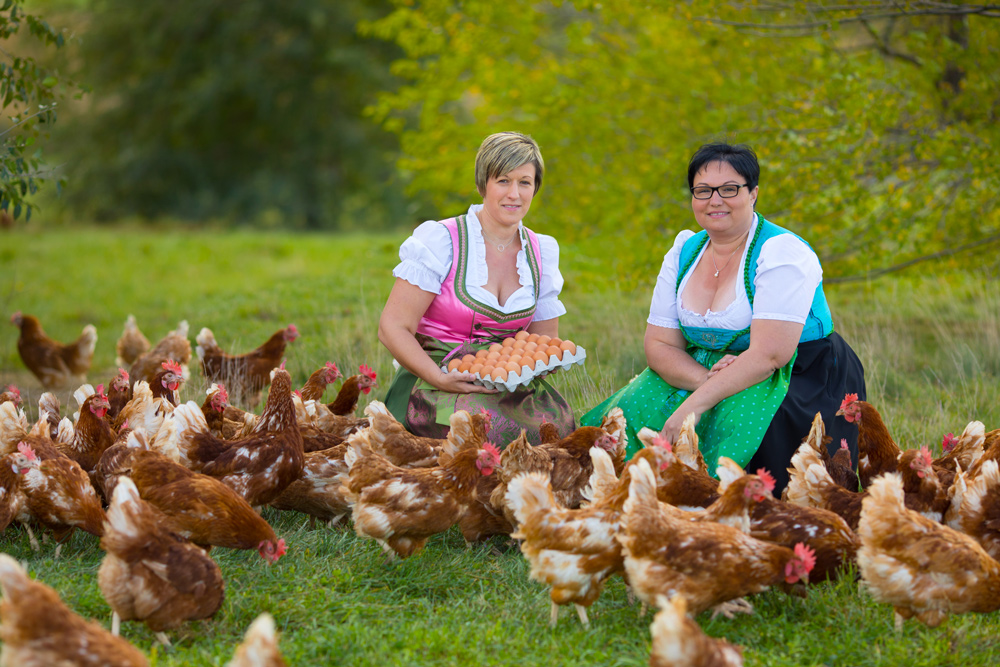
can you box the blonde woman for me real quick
[378,132,574,446]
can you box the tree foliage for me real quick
[60,0,406,229]
[0,0,71,222]
[363,0,1000,282]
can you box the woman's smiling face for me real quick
[478,162,537,231]
[691,160,758,234]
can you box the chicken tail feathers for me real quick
[506,472,555,525]
[623,457,659,516]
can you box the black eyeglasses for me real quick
[691,184,748,200]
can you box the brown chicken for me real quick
[10,311,98,390]
[619,458,816,618]
[829,438,860,491]
[270,443,352,528]
[489,430,553,529]
[195,324,298,407]
[129,320,192,386]
[342,434,501,559]
[896,446,950,522]
[837,394,900,489]
[365,401,488,468]
[934,421,985,480]
[947,459,1000,560]
[325,364,378,415]
[637,424,720,510]
[304,398,370,438]
[11,442,106,556]
[106,368,133,421]
[115,314,151,368]
[57,387,116,473]
[98,476,225,647]
[506,449,627,628]
[122,447,286,562]
[299,361,343,402]
[0,385,21,408]
[228,612,288,667]
[171,368,304,506]
[0,449,27,533]
[150,360,186,406]
[857,472,1000,629]
[533,425,620,510]
[0,554,149,667]
[648,594,744,667]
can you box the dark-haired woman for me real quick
[581,142,865,491]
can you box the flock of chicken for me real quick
[3,313,1000,666]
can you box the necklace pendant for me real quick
[714,270,720,278]
[497,243,505,252]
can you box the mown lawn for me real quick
[1,227,999,665]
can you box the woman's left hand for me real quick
[706,354,738,379]
[660,409,701,446]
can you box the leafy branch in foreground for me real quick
[0,0,73,221]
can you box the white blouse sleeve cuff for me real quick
[391,220,453,294]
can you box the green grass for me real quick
[2,227,1000,665]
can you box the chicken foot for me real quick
[709,597,755,619]
[548,601,591,628]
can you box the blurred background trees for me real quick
[3,0,999,279]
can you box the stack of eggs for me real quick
[445,331,581,386]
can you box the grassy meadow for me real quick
[1,226,1000,665]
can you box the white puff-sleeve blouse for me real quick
[648,215,822,331]
[392,203,567,321]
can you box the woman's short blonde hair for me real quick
[474,132,544,197]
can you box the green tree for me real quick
[0,0,72,222]
[364,0,1000,282]
[60,0,407,229]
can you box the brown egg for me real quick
[549,337,563,348]
[522,341,538,354]
[546,345,564,361]
[501,337,515,348]
[514,330,530,342]
[508,351,523,362]
[475,348,489,360]
[447,358,462,372]
[512,339,527,350]
[527,333,540,343]
[503,361,521,374]
[536,335,552,347]
[532,350,549,363]
[488,343,503,354]
[559,340,577,355]
[461,354,477,365]
[492,367,509,381]
[458,361,474,373]
[470,363,484,375]
[497,353,512,364]
[520,357,536,371]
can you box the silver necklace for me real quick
[710,236,746,278]
[482,228,519,253]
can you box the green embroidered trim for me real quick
[452,215,539,323]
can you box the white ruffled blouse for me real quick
[648,214,823,331]
[392,203,567,322]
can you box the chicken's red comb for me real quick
[276,538,287,557]
[5,384,19,397]
[285,324,299,339]
[279,359,287,370]
[840,438,850,449]
[481,442,502,460]
[794,543,817,571]
[918,446,933,467]
[161,360,183,375]
[360,364,376,380]
[95,384,106,398]
[756,468,776,492]
[941,432,958,452]
[17,441,36,461]
[325,361,341,377]
[652,434,672,452]
[839,393,859,411]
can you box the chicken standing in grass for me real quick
[129,320,192,386]
[115,314,151,368]
[0,554,149,667]
[98,476,225,647]
[196,324,298,407]
[10,311,98,390]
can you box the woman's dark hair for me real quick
[687,143,759,191]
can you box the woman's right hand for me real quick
[435,371,499,394]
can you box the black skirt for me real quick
[745,331,866,493]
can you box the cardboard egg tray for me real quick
[441,346,587,392]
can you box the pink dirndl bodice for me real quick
[415,215,542,344]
